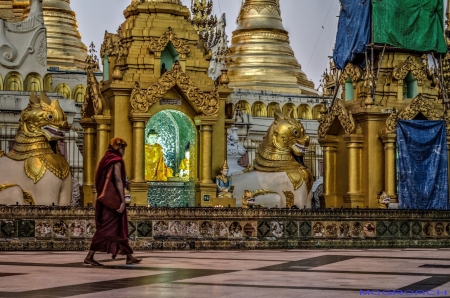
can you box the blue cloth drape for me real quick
[333,0,370,70]
[397,120,449,210]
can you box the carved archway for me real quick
[393,56,427,85]
[24,73,43,92]
[148,27,191,60]
[130,61,219,116]
[318,99,355,138]
[382,94,442,134]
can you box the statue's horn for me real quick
[29,91,39,104]
[39,92,52,105]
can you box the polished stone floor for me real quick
[0,249,449,297]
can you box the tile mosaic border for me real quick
[0,207,449,250]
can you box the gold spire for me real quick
[0,0,14,20]
[22,0,88,70]
[227,0,316,95]
[132,0,182,4]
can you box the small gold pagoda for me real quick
[81,0,232,206]
[319,3,450,209]
[227,0,316,95]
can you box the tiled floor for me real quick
[0,249,449,297]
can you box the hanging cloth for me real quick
[397,120,449,210]
[333,0,371,70]
[372,0,447,53]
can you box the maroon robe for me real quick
[89,146,133,256]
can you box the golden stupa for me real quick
[227,0,316,95]
[15,0,88,70]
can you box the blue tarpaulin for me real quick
[333,0,370,70]
[397,120,449,210]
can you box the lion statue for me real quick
[0,92,72,206]
[232,110,314,208]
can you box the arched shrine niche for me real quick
[161,42,179,73]
[145,110,197,208]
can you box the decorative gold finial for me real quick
[220,160,229,171]
[190,0,221,49]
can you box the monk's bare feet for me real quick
[84,257,103,266]
[126,255,142,265]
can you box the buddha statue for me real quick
[179,142,190,179]
[145,129,173,181]
[216,160,233,199]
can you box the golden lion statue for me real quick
[233,110,314,208]
[0,92,72,206]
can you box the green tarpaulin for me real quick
[372,0,447,53]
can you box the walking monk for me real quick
[84,137,141,266]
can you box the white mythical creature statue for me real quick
[233,111,314,208]
[0,92,72,206]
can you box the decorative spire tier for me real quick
[227,0,316,95]
[0,0,14,20]
[22,0,88,70]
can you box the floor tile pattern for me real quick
[0,250,450,297]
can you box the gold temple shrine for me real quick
[81,0,232,207]
[319,16,450,209]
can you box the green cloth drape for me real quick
[372,0,447,53]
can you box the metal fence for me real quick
[0,124,84,184]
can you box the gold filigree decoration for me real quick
[283,191,294,209]
[338,63,363,86]
[383,94,441,134]
[81,68,109,119]
[444,109,450,136]
[318,99,355,138]
[100,31,121,58]
[237,5,281,22]
[148,27,190,59]
[392,56,427,84]
[130,61,220,116]
[241,189,277,209]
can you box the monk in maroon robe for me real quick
[84,137,141,266]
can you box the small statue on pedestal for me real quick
[179,142,190,179]
[216,160,233,199]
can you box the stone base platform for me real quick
[0,206,449,250]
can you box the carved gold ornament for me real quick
[318,99,356,138]
[283,191,294,209]
[81,68,110,119]
[383,94,441,134]
[130,61,220,116]
[241,189,277,209]
[237,4,281,22]
[6,93,70,183]
[338,63,363,86]
[253,111,314,192]
[148,27,190,59]
[392,56,427,84]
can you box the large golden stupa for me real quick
[4,0,88,70]
[227,0,316,95]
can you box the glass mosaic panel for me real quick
[146,110,197,207]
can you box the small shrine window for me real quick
[251,101,267,117]
[403,71,418,99]
[345,76,354,101]
[161,42,180,72]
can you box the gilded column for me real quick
[318,136,339,208]
[196,116,218,206]
[129,113,151,206]
[93,116,111,167]
[343,134,364,208]
[380,133,398,203]
[80,119,96,206]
